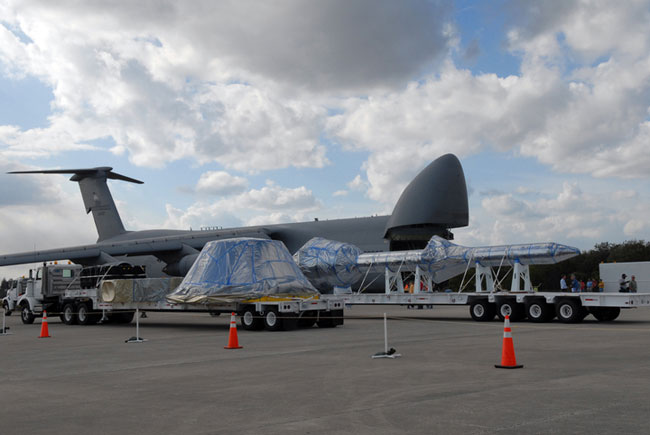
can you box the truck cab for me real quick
[17,263,82,324]
[2,277,26,315]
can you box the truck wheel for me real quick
[77,303,99,325]
[496,299,526,322]
[469,299,496,321]
[240,307,264,331]
[526,299,555,323]
[590,307,621,322]
[61,302,77,325]
[2,301,11,316]
[556,299,588,323]
[263,308,283,331]
[21,305,35,324]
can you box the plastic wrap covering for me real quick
[166,238,319,304]
[294,237,362,292]
[133,278,183,302]
[100,278,182,303]
[357,236,580,283]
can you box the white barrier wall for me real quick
[599,261,650,293]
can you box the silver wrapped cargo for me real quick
[166,238,319,304]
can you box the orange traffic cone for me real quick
[495,315,523,369]
[224,312,243,349]
[39,310,51,338]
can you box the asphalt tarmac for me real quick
[1,304,649,435]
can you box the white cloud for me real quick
[457,181,650,249]
[0,163,97,278]
[326,1,650,205]
[624,219,647,237]
[0,0,452,172]
[347,174,368,191]
[163,182,321,230]
[195,171,248,196]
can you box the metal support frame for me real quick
[510,261,532,292]
[385,268,404,294]
[384,265,434,295]
[475,262,495,292]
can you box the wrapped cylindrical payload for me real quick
[357,236,580,283]
[294,237,362,292]
[166,238,319,304]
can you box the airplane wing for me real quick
[0,229,271,267]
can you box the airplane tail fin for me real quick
[9,167,143,242]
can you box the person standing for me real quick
[629,275,638,293]
[560,275,568,292]
[619,274,630,292]
[571,274,580,293]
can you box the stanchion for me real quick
[372,313,400,359]
[125,308,147,343]
[1,307,11,336]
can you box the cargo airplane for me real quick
[0,154,470,278]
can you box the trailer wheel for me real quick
[112,312,134,324]
[282,314,298,331]
[240,307,264,331]
[76,303,99,325]
[61,302,77,325]
[21,305,35,324]
[526,299,555,323]
[317,311,336,328]
[589,307,621,322]
[2,301,11,316]
[469,300,496,321]
[263,308,283,331]
[298,311,318,328]
[496,299,526,322]
[556,299,588,323]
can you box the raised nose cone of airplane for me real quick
[385,154,468,250]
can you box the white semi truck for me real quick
[2,277,26,315]
[2,263,144,325]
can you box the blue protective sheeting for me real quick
[167,238,318,304]
[293,237,362,292]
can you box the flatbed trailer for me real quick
[322,246,650,323]
[60,278,345,331]
[322,290,650,323]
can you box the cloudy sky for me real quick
[1,0,649,278]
